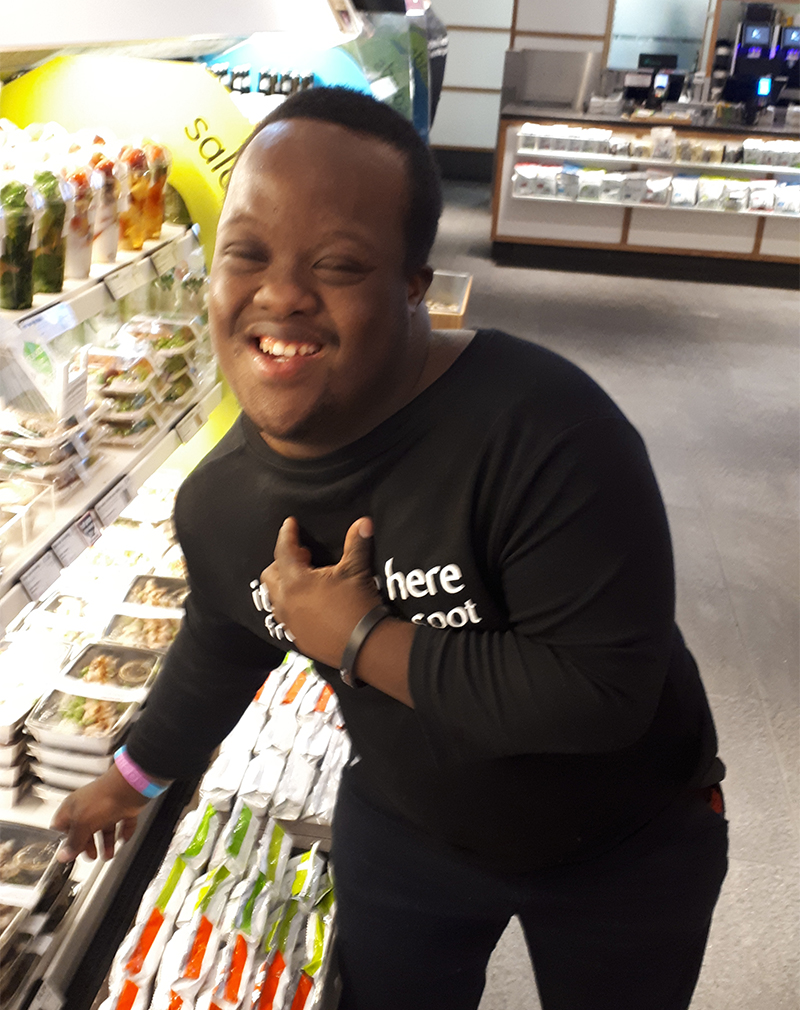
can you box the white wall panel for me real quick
[435,0,514,29]
[628,208,758,253]
[760,217,800,259]
[430,90,502,149]
[443,30,510,90]
[514,0,611,37]
[512,35,605,53]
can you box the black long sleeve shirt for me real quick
[127,331,721,869]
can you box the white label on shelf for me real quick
[104,263,139,300]
[151,241,179,276]
[95,476,134,527]
[30,980,65,1010]
[17,302,79,345]
[176,401,209,444]
[20,550,62,602]
[51,523,89,567]
[76,509,102,544]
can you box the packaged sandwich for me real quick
[208,797,263,877]
[670,176,699,208]
[201,747,254,813]
[238,749,288,817]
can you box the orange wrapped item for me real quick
[119,147,149,251]
[144,143,172,240]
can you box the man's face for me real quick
[209,118,431,456]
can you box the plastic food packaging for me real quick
[57,642,160,699]
[697,177,726,210]
[90,351,155,396]
[120,314,198,358]
[301,727,350,825]
[629,138,653,159]
[144,143,171,241]
[64,168,94,279]
[25,690,138,754]
[151,865,236,1009]
[209,798,263,877]
[119,148,149,251]
[670,176,699,208]
[123,574,188,609]
[97,978,153,1010]
[599,173,625,203]
[91,158,120,263]
[270,752,319,821]
[609,135,633,157]
[27,742,112,775]
[556,165,581,200]
[722,180,750,212]
[577,170,605,201]
[103,613,181,652]
[649,127,676,161]
[238,749,288,816]
[642,175,672,205]
[0,823,65,910]
[32,170,70,295]
[201,748,254,813]
[0,180,34,310]
[774,183,800,215]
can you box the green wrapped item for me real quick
[0,181,34,310]
[32,171,68,295]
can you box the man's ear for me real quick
[407,265,434,310]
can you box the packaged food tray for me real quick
[0,822,65,910]
[25,690,139,754]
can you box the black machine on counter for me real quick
[721,3,800,119]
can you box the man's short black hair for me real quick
[234,86,442,272]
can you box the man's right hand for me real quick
[51,765,153,862]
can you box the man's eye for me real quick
[314,259,366,273]
[224,244,264,261]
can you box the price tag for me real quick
[176,401,208,443]
[30,980,64,1010]
[20,550,62,602]
[95,476,134,527]
[151,241,179,276]
[76,509,102,545]
[52,523,89,567]
[104,259,156,300]
[17,302,79,345]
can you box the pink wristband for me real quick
[114,746,167,799]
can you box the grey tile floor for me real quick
[429,182,800,1010]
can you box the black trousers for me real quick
[331,775,728,1010]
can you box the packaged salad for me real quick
[91,157,120,263]
[144,143,171,241]
[119,147,149,252]
[0,180,34,309]
[64,167,94,279]
[32,170,71,294]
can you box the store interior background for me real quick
[1,0,798,1007]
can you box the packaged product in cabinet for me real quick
[629,137,653,159]
[722,179,750,212]
[301,726,350,825]
[0,180,34,310]
[650,128,676,161]
[91,157,121,263]
[577,170,605,201]
[238,749,288,815]
[123,574,188,609]
[742,139,763,165]
[696,177,726,210]
[701,142,724,164]
[118,147,149,252]
[556,165,581,200]
[31,170,71,294]
[209,798,263,876]
[219,702,269,758]
[25,691,139,753]
[642,174,672,205]
[669,176,699,207]
[202,748,255,813]
[609,134,634,157]
[143,143,171,240]
[584,129,612,154]
[151,864,237,1009]
[512,163,540,197]
[723,143,743,164]
[58,642,160,696]
[599,173,626,202]
[516,123,541,152]
[677,137,694,163]
[89,350,155,396]
[774,183,800,214]
[64,168,95,279]
[103,613,181,651]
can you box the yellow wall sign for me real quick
[0,55,254,265]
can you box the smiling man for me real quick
[54,88,727,1010]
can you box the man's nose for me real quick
[252,264,318,318]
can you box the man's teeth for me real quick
[258,337,321,358]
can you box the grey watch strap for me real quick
[339,604,391,689]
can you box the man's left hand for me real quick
[261,516,382,668]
